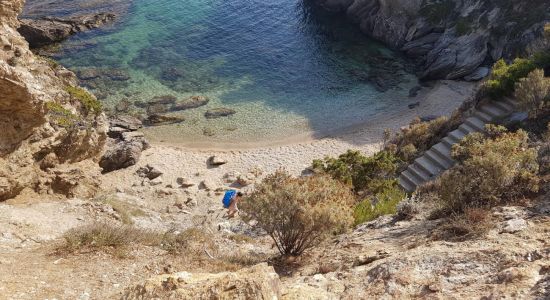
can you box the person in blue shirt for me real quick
[222,190,243,218]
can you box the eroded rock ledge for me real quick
[0,0,108,200]
[313,0,550,80]
[18,12,115,48]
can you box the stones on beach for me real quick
[208,156,227,166]
[205,108,236,119]
[176,177,195,188]
[408,86,422,97]
[108,115,143,138]
[137,164,163,180]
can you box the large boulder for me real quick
[122,263,281,300]
[99,132,150,173]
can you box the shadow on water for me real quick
[29,0,417,146]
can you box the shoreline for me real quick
[146,80,476,152]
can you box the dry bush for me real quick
[438,127,539,214]
[100,198,147,225]
[241,170,354,256]
[59,223,162,254]
[160,228,216,255]
[436,207,492,240]
[515,69,550,119]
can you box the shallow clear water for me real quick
[54,0,416,145]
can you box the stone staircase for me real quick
[398,98,518,193]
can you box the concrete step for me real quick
[399,175,416,193]
[424,149,453,169]
[464,116,486,131]
[432,142,454,165]
[448,129,467,143]
[441,136,456,149]
[492,100,514,113]
[401,170,423,188]
[480,104,507,118]
[407,164,430,182]
[503,98,518,109]
[473,111,493,123]
[415,156,444,177]
[458,123,477,135]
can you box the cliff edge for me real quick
[0,0,107,200]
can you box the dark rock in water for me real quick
[205,108,236,119]
[408,102,420,109]
[77,68,101,80]
[147,103,171,115]
[408,86,422,98]
[160,67,185,81]
[172,95,209,111]
[99,132,150,173]
[103,69,130,81]
[18,13,116,48]
[150,95,177,105]
[144,113,185,126]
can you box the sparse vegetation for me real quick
[353,184,405,225]
[59,223,162,254]
[100,198,147,225]
[241,170,354,256]
[46,101,79,128]
[65,85,102,116]
[484,58,537,99]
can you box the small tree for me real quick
[241,171,354,256]
[515,69,550,118]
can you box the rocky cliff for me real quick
[0,0,107,200]
[314,0,550,80]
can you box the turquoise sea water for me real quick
[53,0,417,145]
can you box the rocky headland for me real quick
[313,0,550,80]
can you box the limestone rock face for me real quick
[0,0,108,200]
[314,0,550,80]
[121,263,281,300]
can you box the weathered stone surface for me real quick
[137,164,163,180]
[18,13,116,48]
[205,108,236,119]
[0,1,108,200]
[464,67,490,81]
[122,263,281,300]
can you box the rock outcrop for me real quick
[314,0,550,80]
[122,263,281,300]
[18,13,115,48]
[0,0,108,200]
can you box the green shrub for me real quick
[46,101,79,128]
[352,183,405,225]
[65,86,102,116]
[514,69,550,118]
[438,127,539,213]
[312,150,400,193]
[483,58,537,99]
[241,170,354,256]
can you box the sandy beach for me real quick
[101,80,476,195]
